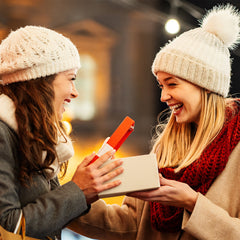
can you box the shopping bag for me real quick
[0,216,49,240]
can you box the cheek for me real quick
[183,89,201,109]
[53,93,63,110]
[55,86,69,100]
[191,92,202,114]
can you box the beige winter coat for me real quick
[68,142,240,240]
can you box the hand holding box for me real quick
[99,153,160,198]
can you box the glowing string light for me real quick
[165,18,180,34]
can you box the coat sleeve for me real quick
[68,196,141,240]
[0,122,89,239]
[182,193,240,239]
[23,181,89,238]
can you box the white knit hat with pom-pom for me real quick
[152,4,240,97]
[0,26,81,85]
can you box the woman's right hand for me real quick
[72,150,123,204]
[128,174,198,212]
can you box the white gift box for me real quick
[99,153,160,198]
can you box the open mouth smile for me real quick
[169,103,183,114]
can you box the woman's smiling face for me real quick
[157,71,202,125]
[53,69,79,120]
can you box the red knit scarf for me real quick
[150,100,240,232]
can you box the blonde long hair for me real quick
[151,89,226,171]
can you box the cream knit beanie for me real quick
[152,4,240,97]
[0,26,80,84]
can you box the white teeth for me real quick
[169,104,182,110]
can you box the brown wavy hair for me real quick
[0,75,68,184]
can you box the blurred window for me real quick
[69,54,97,121]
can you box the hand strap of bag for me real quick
[21,216,26,240]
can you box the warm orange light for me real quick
[62,110,74,135]
[62,109,73,122]
[62,121,72,135]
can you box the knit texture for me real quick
[0,26,81,84]
[150,100,240,232]
[152,5,240,97]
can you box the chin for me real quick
[175,118,187,124]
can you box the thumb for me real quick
[159,173,164,179]
[159,175,171,186]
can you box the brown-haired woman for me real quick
[0,26,123,240]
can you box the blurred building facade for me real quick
[1,0,240,155]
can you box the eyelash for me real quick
[157,83,176,89]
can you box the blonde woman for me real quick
[68,4,240,240]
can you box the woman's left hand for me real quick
[127,174,198,212]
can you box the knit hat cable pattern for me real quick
[152,4,240,97]
[0,26,81,84]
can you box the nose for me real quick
[160,89,171,102]
[71,82,79,98]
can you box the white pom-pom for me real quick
[201,4,240,49]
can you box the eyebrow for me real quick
[164,77,173,82]
[66,73,76,78]
[159,77,174,83]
